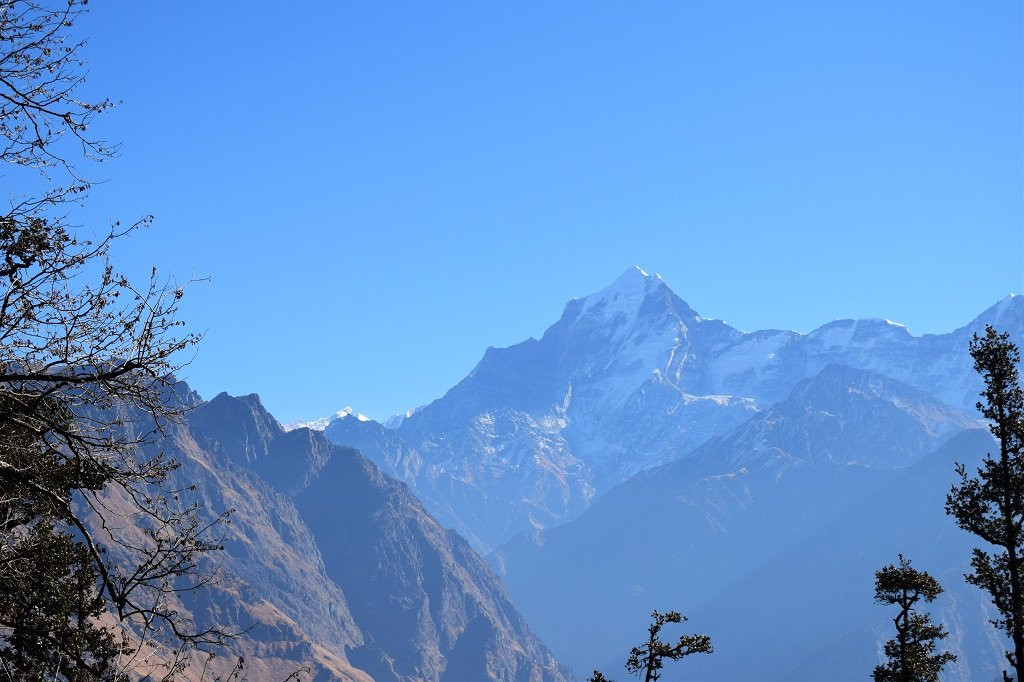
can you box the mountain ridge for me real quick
[491,369,992,678]
[325,268,1019,552]
[93,385,575,681]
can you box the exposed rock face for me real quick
[99,389,573,681]
[325,267,1020,552]
[291,449,568,682]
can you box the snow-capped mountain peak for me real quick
[321,268,1022,554]
[283,407,369,432]
[975,293,1024,329]
[575,266,673,320]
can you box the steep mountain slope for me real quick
[91,387,370,681]
[491,366,989,678]
[326,267,1019,551]
[679,429,1005,682]
[97,388,573,681]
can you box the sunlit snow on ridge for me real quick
[283,407,369,432]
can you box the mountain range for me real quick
[106,267,1022,679]
[491,367,1000,679]
[324,267,1021,554]
[318,267,1021,679]
[93,387,572,681]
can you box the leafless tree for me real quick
[0,1,230,678]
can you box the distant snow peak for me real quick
[337,406,371,422]
[383,406,420,430]
[607,266,663,293]
[618,265,656,286]
[630,265,668,283]
[993,293,1022,314]
[565,267,665,303]
[282,417,330,432]
[283,406,369,432]
[580,266,664,321]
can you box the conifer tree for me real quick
[946,325,1024,682]
[588,610,712,682]
[872,555,956,682]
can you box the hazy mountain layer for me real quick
[491,368,1001,679]
[326,267,1018,552]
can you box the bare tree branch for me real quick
[0,1,231,677]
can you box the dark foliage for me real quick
[0,1,229,678]
[872,555,956,681]
[946,325,1024,682]
[588,610,712,682]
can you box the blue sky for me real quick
[71,2,1022,422]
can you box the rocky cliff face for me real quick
[325,267,1020,552]
[103,389,573,681]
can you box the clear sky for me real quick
[68,2,1023,423]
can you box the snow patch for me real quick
[283,407,369,432]
[578,266,655,322]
